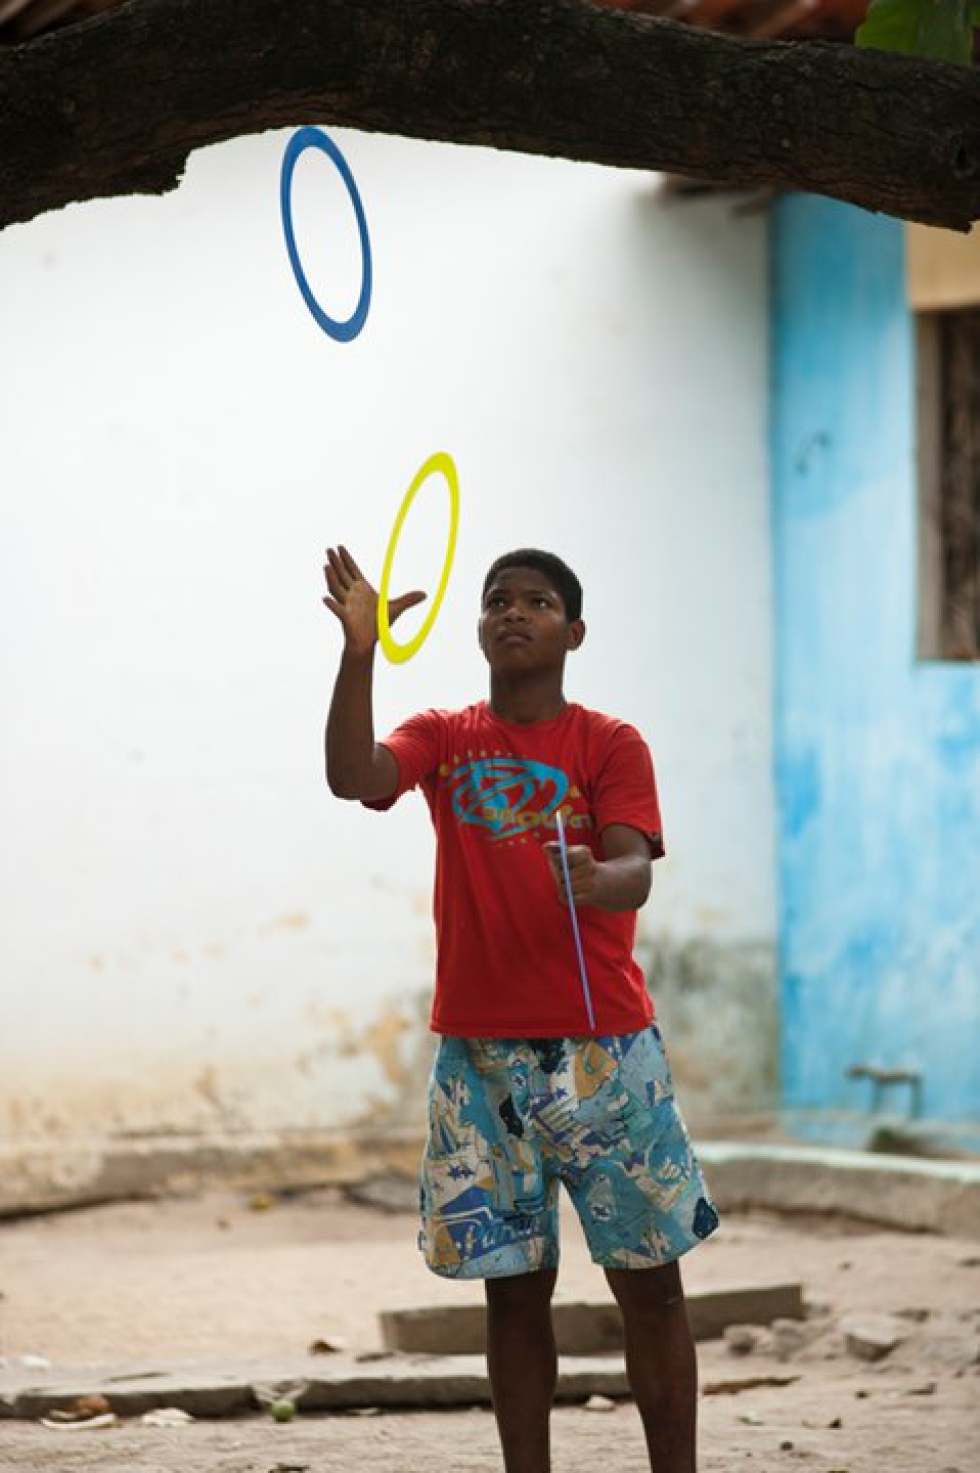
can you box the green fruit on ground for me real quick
[271,1398,296,1422]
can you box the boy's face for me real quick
[477,566,585,673]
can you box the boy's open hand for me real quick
[323,545,426,656]
[544,841,600,908]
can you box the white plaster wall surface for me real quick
[0,131,771,1145]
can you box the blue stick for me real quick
[555,810,596,1032]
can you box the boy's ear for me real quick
[566,619,586,652]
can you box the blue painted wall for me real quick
[770,197,980,1127]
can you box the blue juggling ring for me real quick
[280,127,372,342]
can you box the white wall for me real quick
[0,130,771,1145]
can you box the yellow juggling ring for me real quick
[377,451,460,665]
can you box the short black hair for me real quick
[482,549,583,623]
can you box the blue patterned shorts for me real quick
[420,1027,719,1278]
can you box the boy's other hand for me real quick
[544,841,599,907]
[323,545,426,656]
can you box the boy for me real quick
[323,543,717,1473]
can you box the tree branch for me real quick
[1,0,979,231]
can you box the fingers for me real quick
[388,589,428,624]
[324,547,348,594]
[324,546,368,605]
[324,561,349,607]
[544,841,597,906]
[337,545,363,581]
[544,846,569,906]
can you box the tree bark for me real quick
[1,0,979,231]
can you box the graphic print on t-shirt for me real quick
[446,757,592,842]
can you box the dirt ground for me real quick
[0,1185,978,1472]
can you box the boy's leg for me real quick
[544,1029,716,1473]
[605,1260,697,1473]
[485,1266,558,1473]
[419,1038,563,1472]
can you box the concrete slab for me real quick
[4,1367,253,1421]
[0,1128,424,1218]
[700,1142,980,1236]
[380,1281,804,1355]
[0,1354,629,1421]
[3,1133,976,1231]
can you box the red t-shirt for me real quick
[367,701,665,1038]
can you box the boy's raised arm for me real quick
[323,545,425,801]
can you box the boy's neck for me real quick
[487,673,568,726]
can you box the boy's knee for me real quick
[485,1267,558,1311]
[605,1259,686,1313]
